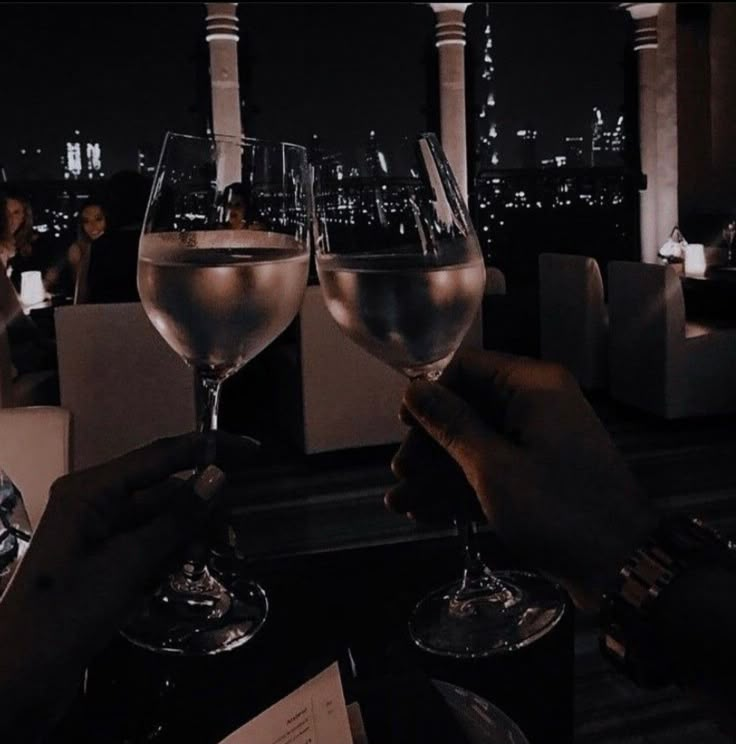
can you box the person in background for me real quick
[0,196,15,272]
[387,349,736,736]
[720,218,736,266]
[54,200,108,302]
[0,200,57,389]
[1,193,43,291]
[83,172,150,304]
[223,182,267,232]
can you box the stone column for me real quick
[655,4,678,250]
[429,3,471,203]
[622,3,663,263]
[206,3,242,187]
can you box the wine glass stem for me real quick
[455,517,505,598]
[181,374,222,581]
[199,375,222,433]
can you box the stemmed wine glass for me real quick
[123,132,310,655]
[312,133,565,657]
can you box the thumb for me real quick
[403,379,511,496]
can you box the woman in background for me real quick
[63,200,108,302]
[2,194,38,289]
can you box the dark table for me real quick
[60,533,573,744]
[28,295,72,340]
[682,267,736,327]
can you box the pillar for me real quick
[655,4,678,249]
[622,3,663,263]
[429,3,471,203]
[206,3,242,187]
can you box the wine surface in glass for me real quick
[139,233,308,379]
[317,250,485,380]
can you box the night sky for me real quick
[0,2,631,178]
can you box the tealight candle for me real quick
[20,271,46,307]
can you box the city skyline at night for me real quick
[1,3,631,179]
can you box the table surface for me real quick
[681,268,736,328]
[58,532,573,744]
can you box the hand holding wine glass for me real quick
[388,349,657,613]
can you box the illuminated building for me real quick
[591,108,625,167]
[137,147,156,176]
[475,3,499,170]
[63,130,104,180]
[565,136,586,167]
[365,130,388,177]
[516,129,538,169]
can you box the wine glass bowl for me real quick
[123,132,310,655]
[314,134,485,382]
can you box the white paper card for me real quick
[218,662,354,744]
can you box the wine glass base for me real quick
[121,579,268,656]
[409,570,566,658]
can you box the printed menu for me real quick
[217,662,355,744]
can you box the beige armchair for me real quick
[55,303,197,471]
[538,253,608,390]
[0,406,71,529]
[608,260,736,418]
[288,285,406,454]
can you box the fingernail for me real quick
[190,464,226,503]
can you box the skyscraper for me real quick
[516,129,538,169]
[565,136,586,167]
[364,130,388,177]
[591,108,625,167]
[475,3,499,171]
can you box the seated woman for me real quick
[0,199,57,397]
[62,200,108,303]
[84,172,150,304]
[1,193,58,294]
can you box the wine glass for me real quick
[312,133,565,657]
[122,132,310,655]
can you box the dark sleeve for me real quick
[86,232,140,304]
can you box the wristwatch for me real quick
[599,514,736,688]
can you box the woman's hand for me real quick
[386,349,657,611]
[0,431,258,741]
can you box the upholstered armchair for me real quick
[0,406,71,528]
[608,260,736,419]
[538,253,608,390]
